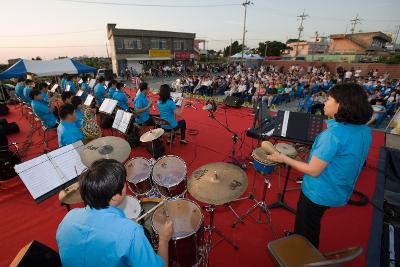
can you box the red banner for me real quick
[174,51,191,60]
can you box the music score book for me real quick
[84,94,94,106]
[76,90,84,97]
[171,92,183,106]
[99,98,118,114]
[65,84,71,92]
[112,109,133,134]
[14,141,87,203]
[50,84,59,93]
[89,79,96,89]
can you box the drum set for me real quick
[58,133,301,267]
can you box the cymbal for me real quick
[58,182,82,205]
[275,143,297,157]
[188,162,248,205]
[140,128,165,142]
[80,136,131,167]
[252,147,275,165]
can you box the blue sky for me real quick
[0,0,399,63]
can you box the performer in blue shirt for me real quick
[23,79,35,105]
[61,91,73,104]
[134,82,154,125]
[56,159,173,267]
[15,78,25,99]
[71,96,85,128]
[60,73,68,91]
[30,87,58,128]
[268,83,373,248]
[94,76,106,106]
[112,82,130,111]
[157,84,188,144]
[79,76,90,101]
[57,103,84,147]
[65,76,77,94]
[107,80,117,99]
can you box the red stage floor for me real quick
[0,98,383,266]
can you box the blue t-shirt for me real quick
[75,109,85,128]
[32,100,57,128]
[23,86,32,105]
[15,83,25,99]
[65,81,77,94]
[80,83,90,100]
[61,79,67,91]
[108,87,116,99]
[41,91,49,104]
[134,92,150,124]
[112,91,129,111]
[57,121,84,147]
[56,206,164,267]
[157,99,177,129]
[302,119,372,207]
[94,83,106,105]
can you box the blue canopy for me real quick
[0,58,97,80]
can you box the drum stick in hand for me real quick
[135,200,166,222]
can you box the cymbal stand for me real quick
[204,204,238,265]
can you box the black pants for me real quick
[165,120,186,140]
[294,192,329,248]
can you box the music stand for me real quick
[267,165,296,214]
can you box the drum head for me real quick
[117,195,141,220]
[125,157,152,184]
[275,143,297,157]
[152,199,203,240]
[252,147,275,165]
[152,156,187,188]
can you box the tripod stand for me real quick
[267,165,296,214]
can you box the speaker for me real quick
[224,96,242,108]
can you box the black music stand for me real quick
[267,165,296,214]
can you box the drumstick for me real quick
[135,200,166,222]
[163,202,170,218]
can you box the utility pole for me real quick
[393,25,400,51]
[350,14,362,34]
[264,41,268,59]
[241,0,253,63]
[295,10,309,57]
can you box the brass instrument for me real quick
[81,106,102,144]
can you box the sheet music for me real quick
[47,141,87,182]
[14,155,63,200]
[281,110,290,138]
[112,109,124,129]
[66,84,71,92]
[84,94,94,106]
[78,79,83,84]
[14,141,86,201]
[50,84,59,93]
[99,98,118,114]
[76,90,84,97]
[112,110,132,133]
[89,79,96,89]
[171,92,183,106]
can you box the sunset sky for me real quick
[0,0,399,63]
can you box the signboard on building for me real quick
[149,50,171,58]
[174,51,191,60]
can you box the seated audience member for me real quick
[15,78,25,99]
[157,84,188,144]
[61,91,73,104]
[94,76,106,106]
[367,99,386,126]
[56,159,173,267]
[71,96,85,128]
[23,79,35,105]
[57,103,85,147]
[30,87,58,128]
[134,82,154,125]
[311,91,327,115]
[112,82,129,111]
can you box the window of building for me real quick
[123,38,142,49]
[151,39,167,49]
[115,38,123,50]
[173,40,187,50]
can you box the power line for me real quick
[57,0,242,8]
[241,0,253,61]
[0,29,103,38]
[0,45,105,49]
[295,10,309,57]
[350,14,362,34]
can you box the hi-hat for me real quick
[188,162,248,205]
[140,128,165,142]
[80,136,131,167]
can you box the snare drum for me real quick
[116,195,141,220]
[125,157,153,195]
[275,143,297,158]
[152,199,204,267]
[152,155,187,198]
[252,147,276,174]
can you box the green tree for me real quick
[258,41,290,56]
[286,38,305,44]
[223,41,243,57]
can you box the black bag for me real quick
[224,96,242,108]
[100,114,114,129]
[146,139,165,159]
[0,149,21,181]
[0,103,9,115]
[126,125,141,148]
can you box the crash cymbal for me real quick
[252,147,275,165]
[140,128,165,142]
[58,182,82,205]
[80,136,131,167]
[188,162,248,205]
[275,143,297,157]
